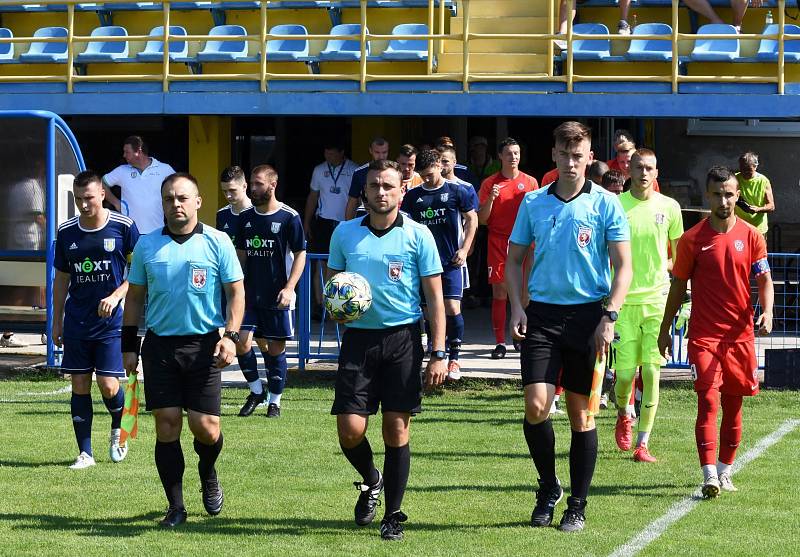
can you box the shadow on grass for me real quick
[0,459,74,468]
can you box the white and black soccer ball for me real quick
[323,272,372,323]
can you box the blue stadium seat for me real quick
[626,22,672,61]
[690,23,739,61]
[103,2,160,9]
[76,26,129,62]
[137,25,189,61]
[196,24,249,61]
[756,23,800,62]
[569,23,611,61]
[319,24,369,61]
[0,28,13,61]
[266,24,309,61]
[19,27,68,63]
[382,23,428,61]
[279,1,332,6]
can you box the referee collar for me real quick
[361,212,404,238]
[162,222,203,245]
[548,179,594,203]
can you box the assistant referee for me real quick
[122,172,244,528]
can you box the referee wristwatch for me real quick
[223,330,240,343]
[602,309,619,322]
[430,349,447,360]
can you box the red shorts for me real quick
[688,338,759,396]
[487,233,510,284]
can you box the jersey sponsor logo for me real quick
[73,257,113,283]
[69,242,78,250]
[577,226,592,248]
[103,238,116,252]
[271,222,282,234]
[655,213,665,225]
[192,267,207,289]
[440,193,449,202]
[734,239,745,252]
[388,260,404,282]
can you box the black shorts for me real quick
[331,323,424,416]
[520,301,603,396]
[141,330,222,416]
[310,216,339,254]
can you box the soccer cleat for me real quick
[615,415,634,451]
[266,403,281,418]
[549,400,565,416]
[238,390,267,417]
[719,472,738,492]
[446,360,462,381]
[159,506,188,528]
[0,334,26,348]
[69,452,96,470]
[702,476,721,499]
[354,473,383,526]
[201,473,224,516]
[599,392,609,410]
[490,344,506,359]
[109,428,128,463]
[617,20,631,35]
[531,478,563,527]
[380,510,408,541]
[558,497,587,532]
[633,444,657,463]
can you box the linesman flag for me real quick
[588,350,605,417]
[119,372,141,445]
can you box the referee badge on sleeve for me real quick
[388,261,403,282]
[577,226,592,248]
[192,267,208,289]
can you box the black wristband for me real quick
[121,325,141,355]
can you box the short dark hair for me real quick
[398,144,418,158]
[123,135,148,155]
[323,140,344,152]
[370,137,388,148]
[553,121,592,148]
[367,159,402,178]
[251,164,278,183]
[739,151,759,167]
[73,170,102,189]
[601,169,625,194]
[706,166,737,189]
[415,149,441,172]
[434,136,455,149]
[587,160,609,183]
[437,145,457,158]
[220,165,245,184]
[498,137,519,154]
[161,171,199,194]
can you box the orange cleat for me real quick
[615,415,634,451]
[633,444,657,463]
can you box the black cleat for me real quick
[380,510,408,541]
[558,496,586,532]
[239,390,266,417]
[354,472,383,526]
[490,344,507,359]
[201,473,224,516]
[531,478,563,527]
[266,403,281,418]
[159,506,187,528]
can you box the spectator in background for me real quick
[397,144,424,194]
[602,169,626,195]
[608,135,661,192]
[735,151,774,238]
[345,137,390,220]
[468,136,501,181]
[588,160,609,186]
[102,135,176,234]
[435,136,479,187]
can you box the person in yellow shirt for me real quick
[735,152,774,237]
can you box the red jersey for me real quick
[478,171,538,236]
[541,167,559,187]
[606,158,661,192]
[672,218,769,342]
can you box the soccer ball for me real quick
[323,272,372,323]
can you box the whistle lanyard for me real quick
[328,163,345,193]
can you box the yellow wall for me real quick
[188,115,231,223]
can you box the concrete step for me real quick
[466,0,555,18]
[450,16,550,36]
[437,51,549,74]
[443,37,550,54]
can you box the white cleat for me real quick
[701,475,720,499]
[109,428,128,463]
[719,472,738,492]
[599,392,609,410]
[69,452,96,470]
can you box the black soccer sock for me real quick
[194,433,224,482]
[340,437,380,486]
[102,387,124,430]
[523,418,557,485]
[155,440,185,509]
[383,443,410,517]
[569,428,598,501]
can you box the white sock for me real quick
[702,464,717,480]
[637,431,650,447]
[626,404,636,418]
[716,460,732,476]
[268,392,282,406]
[249,380,263,395]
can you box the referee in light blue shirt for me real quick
[505,122,632,533]
[122,172,244,528]
[327,159,445,541]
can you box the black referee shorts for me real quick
[309,216,339,254]
[520,301,603,396]
[331,322,424,416]
[141,330,222,416]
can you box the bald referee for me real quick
[122,172,244,528]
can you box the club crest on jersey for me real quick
[734,239,744,252]
[577,226,592,248]
[517,183,525,190]
[192,268,207,289]
[655,213,665,225]
[130,171,137,178]
[440,193,449,202]
[103,238,115,252]
[271,222,282,234]
[388,261,403,282]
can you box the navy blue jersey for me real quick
[454,163,478,188]
[216,205,245,244]
[235,204,306,310]
[347,163,369,200]
[54,212,140,340]
[400,180,475,269]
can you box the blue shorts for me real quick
[421,266,465,304]
[242,307,295,340]
[61,336,124,378]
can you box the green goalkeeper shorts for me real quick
[614,301,666,370]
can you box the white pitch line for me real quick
[17,385,72,396]
[609,418,800,557]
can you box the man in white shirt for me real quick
[102,136,176,234]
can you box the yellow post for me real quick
[547,0,554,77]
[438,0,445,56]
[427,0,434,74]
[260,0,268,92]
[360,0,368,92]
[188,116,232,224]
[671,0,679,93]
[66,3,74,93]
[462,0,470,92]
[162,2,170,93]
[778,0,785,95]
[566,0,573,93]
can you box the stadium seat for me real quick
[756,23,800,62]
[196,24,249,62]
[690,23,739,61]
[626,22,672,61]
[382,23,428,61]
[0,28,13,61]
[103,2,160,9]
[569,23,611,61]
[75,26,129,62]
[19,27,68,63]
[279,1,332,7]
[137,25,189,61]
[265,24,309,61]
[319,24,369,61]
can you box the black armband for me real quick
[121,325,141,355]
